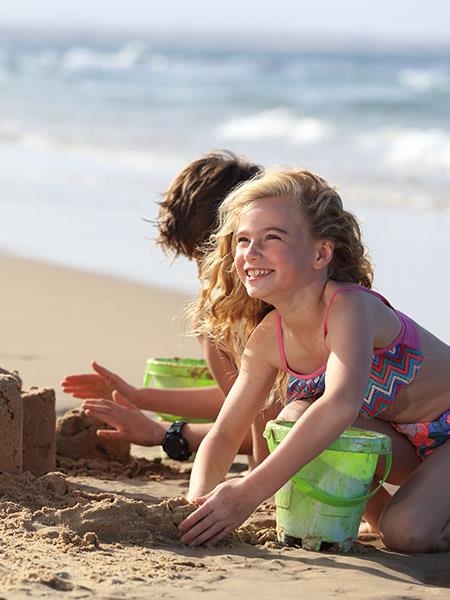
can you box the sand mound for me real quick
[0,469,276,552]
[32,496,196,545]
[0,471,68,502]
[0,470,195,547]
[0,471,212,594]
[0,471,195,547]
[56,408,130,463]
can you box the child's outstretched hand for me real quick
[82,391,168,446]
[61,361,137,403]
[178,478,260,547]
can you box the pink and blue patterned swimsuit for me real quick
[277,285,450,459]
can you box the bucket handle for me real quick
[290,453,392,507]
[265,430,392,508]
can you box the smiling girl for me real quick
[179,169,450,552]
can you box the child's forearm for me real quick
[182,424,253,455]
[132,385,225,419]
[187,429,240,500]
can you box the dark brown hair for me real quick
[157,150,262,260]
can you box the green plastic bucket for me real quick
[143,358,215,423]
[264,420,392,551]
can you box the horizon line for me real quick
[1,25,450,54]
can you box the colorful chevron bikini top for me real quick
[277,285,424,418]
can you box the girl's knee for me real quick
[379,505,421,551]
[379,503,445,552]
[380,520,418,551]
[276,400,310,422]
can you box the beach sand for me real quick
[0,252,201,414]
[0,252,449,599]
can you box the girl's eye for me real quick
[266,234,281,240]
[236,236,249,244]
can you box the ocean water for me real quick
[1,30,450,338]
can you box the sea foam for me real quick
[361,126,450,173]
[398,68,450,92]
[61,42,147,72]
[216,108,334,144]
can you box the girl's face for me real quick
[234,196,328,303]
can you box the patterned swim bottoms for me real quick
[392,408,450,460]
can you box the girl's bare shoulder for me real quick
[253,309,278,336]
[324,281,376,319]
[246,310,279,358]
[240,311,280,376]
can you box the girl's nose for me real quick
[245,240,261,260]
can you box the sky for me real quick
[0,0,450,45]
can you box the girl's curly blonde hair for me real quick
[194,169,373,397]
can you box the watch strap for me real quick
[167,421,188,436]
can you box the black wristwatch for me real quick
[162,421,191,461]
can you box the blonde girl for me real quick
[179,169,450,553]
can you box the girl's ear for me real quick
[313,239,334,271]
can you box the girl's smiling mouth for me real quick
[245,268,274,280]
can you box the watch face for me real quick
[163,434,190,461]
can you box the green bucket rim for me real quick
[145,357,214,381]
[265,420,391,455]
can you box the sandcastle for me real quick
[0,366,130,476]
[0,367,56,476]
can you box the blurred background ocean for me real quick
[1,2,450,339]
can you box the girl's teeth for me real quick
[249,269,270,277]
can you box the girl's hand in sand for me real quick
[178,478,259,547]
[61,361,137,403]
[82,391,168,446]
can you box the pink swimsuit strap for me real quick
[276,285,420,373]
[276,306,327,378]
[276,310,290,373]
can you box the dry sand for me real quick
[0,252,200,413]
[0,252,449,599]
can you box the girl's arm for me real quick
[187,322,279,500]
[245,291,375,498]
[180,292,376,546]
[134,384,224,419]
[82,392,254,452]
[62,361,225,419]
